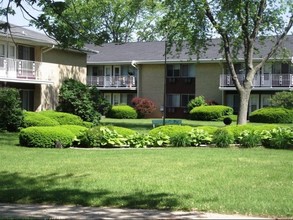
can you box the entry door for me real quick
[249,94,259,113]
[104,66,112,86]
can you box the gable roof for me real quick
[87,36,293,65]
[0,23,57,46]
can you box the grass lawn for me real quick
[0,132,292,218]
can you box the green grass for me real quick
[0,132,292,217]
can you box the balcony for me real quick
[220,73,293,90]
[0,57,53,84]
[87,75,136,90]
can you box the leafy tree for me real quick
[270,91,293,109]
[0,88,23,132]
[161,0,293,124]
[131,97,156,118]
[89,87,111,116]
[57,78,101,124]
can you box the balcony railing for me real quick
[0,57,52,83]
[87,75,136,89]
[220,73,293,88]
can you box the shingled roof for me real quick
[86,36,293,64]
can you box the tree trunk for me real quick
[237,89,251,125]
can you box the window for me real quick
[20,90,34,111]
[167,64,195,77]
[18,45,35,61]
[272,63,291,74]
[181,94,195,107]
[92,66,103,76]
[8,45,15,58]
[167,94,180,107]
[0,44,5,57]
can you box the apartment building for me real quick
[86,37,293,118]
[0,25,87,111]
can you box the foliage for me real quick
[38,110,84,126]
[189,128,212,146]
[106,105,137,119]
[131,97,156,118]
[149,132,170,147]
[149,125,193,139]
[58,125,88,136]
[22,111,60,127]
[237,130,262,148]
[170,133,191,147]
[190,105,233,121]
[57,79,101,124]
[249,107,293,123]
[19,126,75,148]
[187,96,207,111]
[261,127,293,149]
[127,133,153,148]
[195,126,218,135]
[89,87,112,115]
[0,88,24,132]
[78,126,128,148]
[270,91,293,109]
[212,128,234,148]
[223,117,232,125]
[109,126,137,137]
[161,0,293,125]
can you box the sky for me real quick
[0,0,42,32]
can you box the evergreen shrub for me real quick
[190,105,233,121]
[249,107,293,123]
[38,110,84,125]
[19,126,75,148]
[22,111,60,127]
[106,105,137,119]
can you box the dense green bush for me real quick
[110,126,137,136]
[19,126,75,148]
[190,105,233,121]
[57,78,101,124]
[149,125,193,139]
[38,110,84,125]
[0,88,23,132]
[270,91,293,109]
[22,111,60,127]
[237,130,262,148]
[261,127,293,149]
[187,96,207,111]
[106,105,137,119]
[189,128,212,146]
[58,125,88,136]
[170,133,191,147]
[212,128,234,148]
[249,107,293,123]
[195,126,218,135]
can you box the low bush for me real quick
[149,125,193,139]
[249,107,293,123]
[110,126,137,137]
[106,105,137,119]
[127,133,153,148]
[58,125,88,136]
[22,111,60,127]
[38,110,84,125]
[195,126,218,135]
[212,128,234,148]
[190,105,233,121]
[19,126,75,148]
[237,130,262,148]
[170,133,191,147]
[261,127,293,149]
[131,97,156,118]
[189,128,212,146]
[187,96,207,111]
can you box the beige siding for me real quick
[42,48,87,67]
[139,64,165,118]
[196,63,223,104]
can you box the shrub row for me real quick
[22,111,91,128]
[190,105,233,121]
[106,105,137,119]
[249,107,293,123]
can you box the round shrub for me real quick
[106,105,137,119]
[249,107,293,123]
[38,110,84,125]
[58,125,88,136]
[19,126,75,148]
[22,111,60,127]
[149,125,193,139]
[190,105,233,121]
[223,117,232,125]
[110,126,136,137]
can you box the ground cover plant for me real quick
[0,132,292,218]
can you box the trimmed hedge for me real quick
[249,107,293,123]
[38,110,84,125]
[19,126,75,148]
[106,105,137,119]
[149,125,193,139]
[22,111,60,127]
[58,125,88,136]
[190,105,233,121]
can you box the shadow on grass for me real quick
[0,171,180,210]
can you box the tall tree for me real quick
[161,0,293,124]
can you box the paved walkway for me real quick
[0,203,269,219]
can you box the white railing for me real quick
[0,57,52,82]
[87,75,136,89]
[220,73,293,88]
